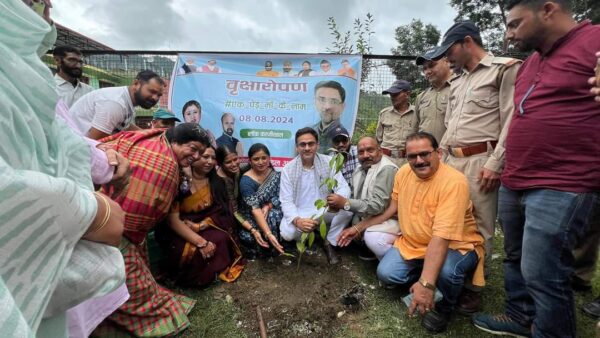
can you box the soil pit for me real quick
[211,248,372,337]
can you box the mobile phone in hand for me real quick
[402,289,443,308]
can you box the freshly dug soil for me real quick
[212,248,371,337]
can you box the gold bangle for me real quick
[90,193,111,234]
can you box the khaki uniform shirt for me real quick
[441,54,521,173]
[376,104,418,151]
[415,81,451,143]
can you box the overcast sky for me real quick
[51,0,458,54]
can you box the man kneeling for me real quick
[279,127,353,264]
[354,132,485,333]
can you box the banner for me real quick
[168,53,362,168]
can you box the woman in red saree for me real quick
[94,123,210,337]
[156,146,245,287]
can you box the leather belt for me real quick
[448,141,497,158]
[381,147,406,158]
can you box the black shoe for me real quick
[358,244,377,261]
[572,276,593,293]
[456,288,481,315]
[583,296,600,319]
[323,242,340,265]
[422,310,451,333]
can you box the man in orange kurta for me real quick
[355,131,484,333]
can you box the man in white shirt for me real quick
[312,59,336,76]
[280,127,353,264]
[69,70,164,140]
[53,45,94,108]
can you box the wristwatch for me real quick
[343,200,351,211]
[419,277,436,291]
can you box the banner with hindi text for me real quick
[168,53,362,168]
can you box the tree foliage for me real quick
[327,13,375,82]
[450,0,600,54]
[386,19,441,88]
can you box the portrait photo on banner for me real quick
[168,53,362,168]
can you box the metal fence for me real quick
[55,51,428,137]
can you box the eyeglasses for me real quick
[297,141,317,148]
[316,96,342,105]
[406,150,435,162]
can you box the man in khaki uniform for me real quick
[414,49,453,143]
[432,21,521,313]
[376,79,418,166]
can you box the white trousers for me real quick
[364,232,397,260]
[280,210,353,246]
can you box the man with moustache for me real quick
[431,21,521,314]
[53,45,94,108]
[472,1,600,337]
[353,132,485,333]
[331,136,399,261]
[414,49,453,143]
[279,127,353,264]
[328,126,359,188]
[69,70,164,140]
[216,112,243,157]
[311,80,349,153]
[376,79,418,166]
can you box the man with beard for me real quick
[281,60,295,77]
[331,137,399,261]
[376,79,418,166]
[216,112,243,157]
[311,80,349,153]
[69,70,164,140]
[429,21,521,314]
[414,49,453,143]
[472,1,600,337]
[353,132,485,333]
[53,45,94,108]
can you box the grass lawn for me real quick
[176,233,600,337]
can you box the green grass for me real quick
[180,234,600,337]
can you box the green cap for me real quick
[153,108,180,121]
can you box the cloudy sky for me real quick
[52,0,458,54]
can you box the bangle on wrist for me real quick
[90,193,111,234]
[352,225,361,233]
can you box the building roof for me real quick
[55,23,113,51]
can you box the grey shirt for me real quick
[348,157,398,220]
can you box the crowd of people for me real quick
[1,0,599,337]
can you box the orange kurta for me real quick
[392,163,486,286]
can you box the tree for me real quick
[450,0,600,54]
[327,13,375,82]
[386,19,441,89]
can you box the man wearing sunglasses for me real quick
[430,21,521,314]
[354,132,485,333]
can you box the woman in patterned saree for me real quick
[239,143,285,257]
[95,123,211,337]
[156,146,245,287]
[216,145,271,253]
